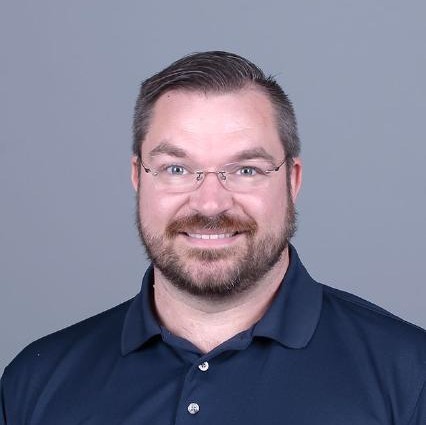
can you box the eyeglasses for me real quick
[139,157,289,193]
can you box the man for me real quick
[1,51,425,424]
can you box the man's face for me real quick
[131,88,302,298]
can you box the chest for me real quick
[22,344,393,425]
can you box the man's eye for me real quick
[165,165,188,176]
[237,166,259,177]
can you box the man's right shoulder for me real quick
[2,298,134,386]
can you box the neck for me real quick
[152,248,290,353]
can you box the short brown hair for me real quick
[133,51,300,159]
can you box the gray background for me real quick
[1,1,425,373]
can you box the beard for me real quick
[136,190,297,300]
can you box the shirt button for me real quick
[187,402,200,415]
[198,361,209,372]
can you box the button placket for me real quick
[177,359,214,420]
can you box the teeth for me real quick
[187,233,234,240]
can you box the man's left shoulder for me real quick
[320,282,426,355]
[318,283,426,422]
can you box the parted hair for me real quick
[133,51,300,159]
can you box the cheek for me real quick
[269,181,291,224]
[237,188,288,231]
[138,184,188,230]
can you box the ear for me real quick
[289,157,302,201]
[131,156,140,192]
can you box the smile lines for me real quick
[186,232,236,240]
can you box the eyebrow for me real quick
[228,147,275,163]
[148,142,188,159]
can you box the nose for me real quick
[188,172,234,217]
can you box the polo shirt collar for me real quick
[122,245,323,355]
[252,245,323,348]
[121,266,161,355]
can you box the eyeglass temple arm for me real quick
[266,156,291,173]
[139,158,152,174]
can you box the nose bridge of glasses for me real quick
[189,169,234,215]
[195,169,228,188]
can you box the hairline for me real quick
[135,82,286,155]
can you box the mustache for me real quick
[165,213,257,237]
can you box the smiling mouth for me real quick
[184,232,238,240]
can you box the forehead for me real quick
[142,88,284,163]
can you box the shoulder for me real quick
[2,299,133,392]
[320,284,426,386]
[317,283,426,422]
[321,283,425,344]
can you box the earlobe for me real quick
[131,156,140,192]
[290,158,303,201]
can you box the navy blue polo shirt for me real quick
[1,246,425,424]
